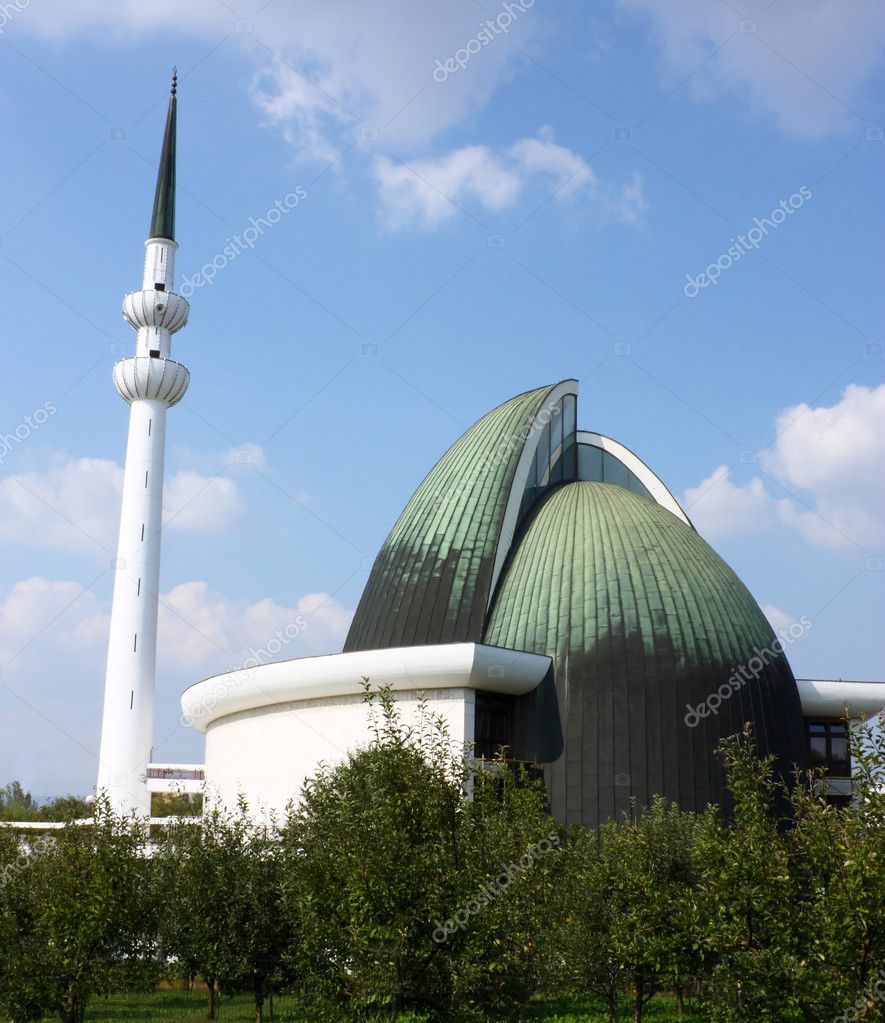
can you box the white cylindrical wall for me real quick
[96,398,168,816]
[203,688,476,822]
[142,238,177,290]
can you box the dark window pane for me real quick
[808,723,827,735]
[578,444,603,481]
[549,452,563,483]
[474,692,514,759]
[829,737,848,761]
[627,470,653,500]
[602,450,629,487]
[562,394,576,440]
[534,422,550,483]
[809,737,828,763]
[551,404,563,460]
[561,435,576,481]
[831,723,847,736]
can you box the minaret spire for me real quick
[97,73,190,817]
[149,67,177,242]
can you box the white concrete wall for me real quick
[203,688,475,822]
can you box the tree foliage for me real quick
[281,683,563,1022]
[0,801,157,1023]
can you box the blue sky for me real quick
[0,0,882,798]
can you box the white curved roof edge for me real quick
[490,379,580,608]
[181,643,553,733]
[796,679,885,720]
[577,431,693,528]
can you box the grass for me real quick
[40,990,708,1022]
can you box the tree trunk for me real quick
[608,983,618,1023]
[676,984,685,1019]
[255,986,265,1023]
[62,980,85,1023]
[207,977,218,1021]
[633,975,644,1023]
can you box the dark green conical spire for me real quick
[149,68,177,241]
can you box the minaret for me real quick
[97,70,190,816]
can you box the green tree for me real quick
[0,803,157,1023]
[0,781,38,820]
[281,683,561,1022]
[548,801,706,1023]
[158,800,288,1022]
[785,715,885,1022]
[692,727,798,1023]
[542,824,624,1022]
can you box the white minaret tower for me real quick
[97,71,190,816]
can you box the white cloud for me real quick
[0,577,106,666]
[612,170,650,225]
[0,453,248,552]
[683,384,885,551]
[163,471,243,532]
[761,603,798,635]
[761,383,885,550]
[618,0,885,138]
[0,574,353,798]
[0,457,122,553]
[14,0,541,158]
[682,464,774,541]
[160,580,352,674]
[374,129,642,229]
[508,127,597,200]
[375,146,522,228]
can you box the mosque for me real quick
[96,77,885,826]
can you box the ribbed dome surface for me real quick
[485,482,807,825]
[345,383,564,652]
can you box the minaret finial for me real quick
[149,71,177,241]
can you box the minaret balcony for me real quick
[113,356,190,407]
[123,289,189,333]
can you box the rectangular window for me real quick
[474,692,514,760]
[578,443,603,482]
[805,720,850,777]
[602,450,629,488]
[562,393,576,443]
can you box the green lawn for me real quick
[42,990,706,1022]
